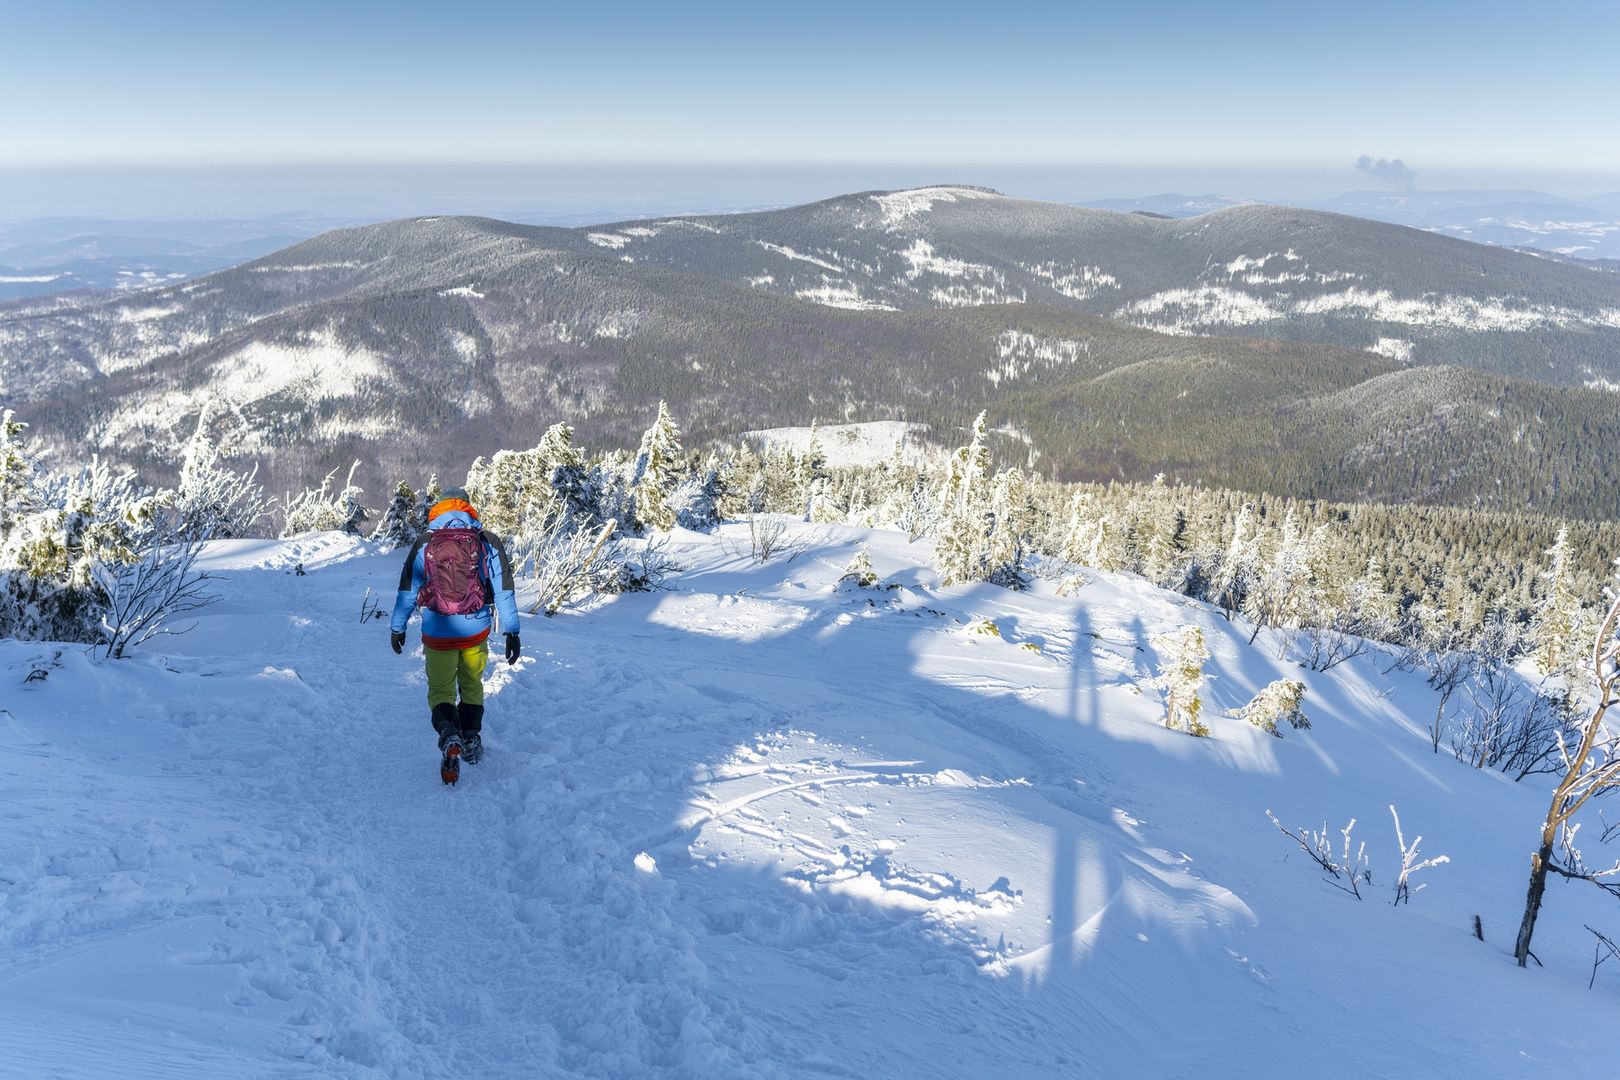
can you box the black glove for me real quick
[505,633,521,665]
[390,630,405,654]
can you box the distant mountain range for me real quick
[1080,188,1620,260]
[5,186,1620,518]
[0,215,367,301]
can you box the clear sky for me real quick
[1,0,1615,215]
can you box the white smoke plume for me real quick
[1355,155,1418,190]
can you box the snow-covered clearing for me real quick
[742,421,942,468]
[2,523,1616,1078]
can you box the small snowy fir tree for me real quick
[1209,503,1260,619]
[1147,625,1212,736]
[371,481,423,550]
[1057,490,1095,566]
[1229,678,1310,736]
[632,401,683,533]
[934,412,1002,586]
[0,408,39,538]
[839,544,879,588]
[790,419,829,518]
[674,455,728,531]
[984,467,1032,588]
[1529,527,1582,677]
[1136,474,1181,585]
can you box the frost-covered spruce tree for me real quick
[1230,679,1310,736]
[840,544,878,588]
[1244,507,1318,646]
[674,454,728,531]
[172,414,270,539]
[934,412,994,586]
[985,467,1033,589]
[1210,503,1260,620]
[632,401,683,533]
[371,481,423,550]
[1136,474,1181,585]
[1529,527,1582,677]
[1147,625,1211,736]
[1057,490,1096,566]
[0,408,39,539]
[790,419,829,517]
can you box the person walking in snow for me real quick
[389,487,520,775]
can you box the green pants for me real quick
[424,642,488,709]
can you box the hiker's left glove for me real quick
[505,633,521,665]
[390,630,405,654]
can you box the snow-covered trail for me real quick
[4,522,1620,1078]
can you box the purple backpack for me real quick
[418,528,488,616]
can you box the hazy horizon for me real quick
[3,161,1619,223]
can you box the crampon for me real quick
[440,737,463,786]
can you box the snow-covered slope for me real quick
[2,523,1614,1078]
[740,421,947,468]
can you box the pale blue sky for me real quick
[1,0,1615,216]
[4,0,1615,166]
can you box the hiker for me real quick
[389,486,521,767]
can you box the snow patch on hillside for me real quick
[214,330,385,403]
[795,282,896,311]
[741,420,942,467]
[1122,284,1620,336]
[1020,260,1120,300]
[1367,336,1416,363]
[989,330,1095,385]
[756,241,843,273]
[872,186,1004,229]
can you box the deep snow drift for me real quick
[2,522,1617,1078]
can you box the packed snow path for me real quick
[3,523,1618,1078]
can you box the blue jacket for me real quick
[390,508,521,650]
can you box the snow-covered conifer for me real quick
[1229,678,1310,736]
[1210,503,1260,619]
[674,456,728,531]
[371,482,423,549]
[632,401,683,533]
[1147,625,1212,736]
[840,544,879,588]
[0,408,38,537]
[1529,527,1582,677]
[934,412,994,586]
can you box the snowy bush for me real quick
[0,414,213,653]
[512,505,621,616]
[1146,625,1211,736]
[1266,812,1369,899]
[1267,807,1447,906]
[170,415,271,540]
[1229,679,1310,736]
[93,514,215,659]
[1389,805,1449,906]
[281,463,369,536]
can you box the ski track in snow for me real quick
[2,523,1617,1078]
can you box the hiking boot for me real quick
[457,702,484,763]
[432,701,460,749]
